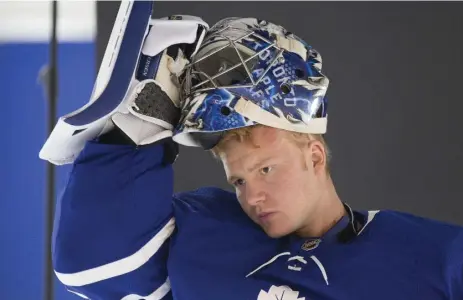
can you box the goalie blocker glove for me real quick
[112,16,208,145]
[39,0,208,165]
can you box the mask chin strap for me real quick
[231,97,328,134]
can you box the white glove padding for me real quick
[111,113,172,145]
[39,0,208,165]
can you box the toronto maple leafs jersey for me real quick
[52,139,463,300]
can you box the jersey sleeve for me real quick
[52,139,176,300]
[447,230,463,299]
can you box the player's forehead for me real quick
[220,128,291,166]
[224,127,288,153]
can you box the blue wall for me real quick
[1,42,95,299]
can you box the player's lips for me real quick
[257,211,276,222]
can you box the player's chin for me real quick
[261,222,294,238]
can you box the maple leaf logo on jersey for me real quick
[257,285,305,300]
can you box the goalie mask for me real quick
[173,17,330,150]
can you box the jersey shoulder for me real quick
[172,186,253,224]
[372,210,463,264]
[375,210,463,239]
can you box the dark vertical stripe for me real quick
[44,1,58,300]
[97,1,121,69]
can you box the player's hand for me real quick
[112,15,208,145]
[39,5,209,166]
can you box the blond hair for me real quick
[210,125,332,172]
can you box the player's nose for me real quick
[244,183,266,206]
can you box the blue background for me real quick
[1,42,95,299]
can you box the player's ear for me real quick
[306,138,326,174]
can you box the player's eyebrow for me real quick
[246,157,274,173]
[226,155,276,184]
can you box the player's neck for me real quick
[296,177,345,238]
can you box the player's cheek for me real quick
[236,190,252,215]
[265,173,287,196]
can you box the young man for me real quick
[40,4,463,300]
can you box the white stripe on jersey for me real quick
[121,278,171,300]
[55,218,175,286]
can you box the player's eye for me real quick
[233,179,245,187]
[260,166,272,175]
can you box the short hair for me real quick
[210,125,332,173]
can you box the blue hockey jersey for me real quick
[52,140,463,300]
